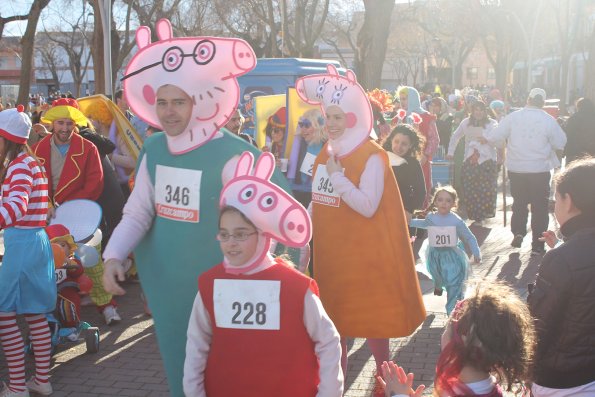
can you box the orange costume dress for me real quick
[313,140,426,338]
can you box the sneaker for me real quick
[25,378,51,396]
[103,305,121,325]
[511,234,524,248]
[0,383,29,397]
[434,288,443,296]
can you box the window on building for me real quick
[466,67,478,80]
[0,57,8,70]
[487,68,496,80]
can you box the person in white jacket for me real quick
[484,88,566,255]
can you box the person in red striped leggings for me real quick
[0,107,55,397]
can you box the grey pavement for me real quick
[0,182,553,396]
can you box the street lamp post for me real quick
[98,0,113,97]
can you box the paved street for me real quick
[0,182,552,396]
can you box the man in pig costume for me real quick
[102,19,289,396]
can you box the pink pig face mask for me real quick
[121,18,256,154]
[295,64,373,157]
[219,151,312,274]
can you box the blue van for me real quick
[237,58,342,137]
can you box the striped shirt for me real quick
[0,152,49,228]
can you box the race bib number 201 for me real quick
[155,165,201,223]
[428,226,457,248]
[213,279,280,330]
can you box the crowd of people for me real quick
[0,19,594,397]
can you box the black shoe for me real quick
[511,234,524,248]
[434,288,443,296]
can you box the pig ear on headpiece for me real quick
[156,19,173,41]
[234,151,255,178]
[346,69,357,84]
[135,27,152,49]
[254,152,275,181]
[326,64,339,75]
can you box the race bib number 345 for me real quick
[311,164,341,207]
[213,279,281,330]
[155,165,201,223]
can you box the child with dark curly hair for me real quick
[382,124,427,215]
[378,282,536,396]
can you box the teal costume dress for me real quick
[135,132,290,396]
[410,212,480,314]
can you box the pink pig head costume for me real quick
[102,19,291,396]
[295,64,426,339]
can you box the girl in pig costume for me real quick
[101,19,290,396]
[296,65,426,394]
[183,151,343,397]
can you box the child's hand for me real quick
[539,230,558,248]
[378,361,425,397]
[474,256,481,264]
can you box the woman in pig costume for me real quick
[295,65,426,387]
[101,19,289,396]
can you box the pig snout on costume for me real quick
[279,206,311,247]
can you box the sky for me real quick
[1,0,414,37]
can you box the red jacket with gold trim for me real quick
[32,133,104,204]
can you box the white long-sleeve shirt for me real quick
[183,257,344,397]
[329,153,385,218]
[484,107,567,173]
[448,118,499,164]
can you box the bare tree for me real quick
[211,0,276,57]
[0,14,29,40]
[320,7,360,68]
[41,0,93,97]
[36,39,65,91]
[353,0,395,89]
[17,0,52,105]
[280,0,330,57]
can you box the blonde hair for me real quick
[297,109,326,145]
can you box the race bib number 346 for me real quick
[155,165,201,223]
[213,279,281,330]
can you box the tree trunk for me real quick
[91,1,105,95]
[354,0,394,89]
[17,0,50,105]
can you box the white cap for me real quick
[0,105,31,144]
[528,88,546,100]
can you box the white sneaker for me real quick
[25,378,51,396]
[103,305,121,325]
[0,383,29,397]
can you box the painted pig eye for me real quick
[258,193,277,212]
[193,40,216,65]
[331,85,347,104]
[239,184,256,203]
[162,46,185,72]
[316,78,328,99]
